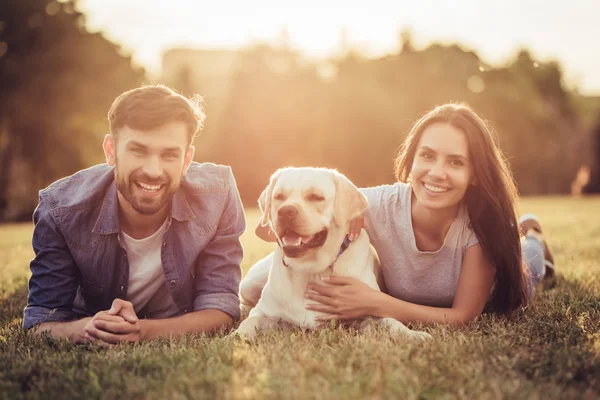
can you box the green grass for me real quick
[1,198,600,399]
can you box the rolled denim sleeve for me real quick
[193,168,245,320]
[23,194,80,331]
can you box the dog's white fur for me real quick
[236,167,431,340]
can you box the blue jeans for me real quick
[522,235,546,296]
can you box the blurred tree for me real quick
[191,40,590,203]
[0,0,144,221]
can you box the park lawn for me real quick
[1,197,599,399]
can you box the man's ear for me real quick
[182,146,195,175]
[103,134,116,166]
[333,171,368,226]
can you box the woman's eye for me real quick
[420,153,433,160]
[451,160,464,167]
[274,193,285,201]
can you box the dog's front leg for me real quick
[234,313,276,340]
[379,318,432,341]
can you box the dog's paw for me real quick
[406,329,432,341]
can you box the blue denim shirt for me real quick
[23,162,245,330]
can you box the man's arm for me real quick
[192,168,245,321]
[32,319,90,341]
[84,299,231,342]
[24,193,82,334]
[140,309,232,340]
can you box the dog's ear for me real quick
[333,171,368,226]
[255,170,280,242]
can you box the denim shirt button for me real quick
[120,285,125,292]
[162,242,167,248]
[169,280,176,285]
[184,309,188,313]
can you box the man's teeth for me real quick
[138,182,162,191]
[424,183,449,193]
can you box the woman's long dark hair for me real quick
[394,103,530,314]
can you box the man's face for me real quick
[104,121,194,215]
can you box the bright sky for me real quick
[78,0,600,95]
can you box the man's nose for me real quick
[143,156,163,178]
[277,205,298,220]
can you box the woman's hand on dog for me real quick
[348,215,368,241]
[304,276,383,321]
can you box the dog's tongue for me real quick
[282,231,314,246]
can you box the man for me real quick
[23,85,245,343]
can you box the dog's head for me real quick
[257,167,367,271]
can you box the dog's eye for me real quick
[307,193,325,202]
[274,193,285,201]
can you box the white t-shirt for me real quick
[361,183,479,307]
[121,219,173,315]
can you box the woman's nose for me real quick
[428,161,447,179]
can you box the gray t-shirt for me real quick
[361,183,479,307]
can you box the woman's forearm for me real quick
[372,292,476,327]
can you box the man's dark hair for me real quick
[108,84,206,145]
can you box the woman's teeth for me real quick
[424,183,449,193]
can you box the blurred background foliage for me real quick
[1,0,599,221]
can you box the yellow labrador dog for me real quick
[236,167,431,340]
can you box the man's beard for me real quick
[114,167,178,215]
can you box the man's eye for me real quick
[132,148,144,154]
[307,194,325,202]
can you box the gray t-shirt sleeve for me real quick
[359,186,387,240]
[465,226,479,248]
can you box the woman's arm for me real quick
[306,244,495,327]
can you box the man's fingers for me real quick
[94,320,140,335]
[84,332,110,347]
[94,312,127,323]
[85,324,133,344]
[109,299,139,323]
[120,309,139,324]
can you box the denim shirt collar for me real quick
[92,183,196,235]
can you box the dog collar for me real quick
[337,235,352,256]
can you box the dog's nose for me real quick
[277,205,298,220]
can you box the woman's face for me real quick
[410,122,476,211]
